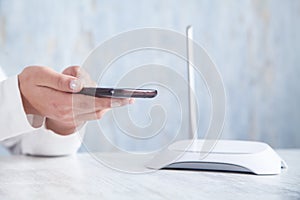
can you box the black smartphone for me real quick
[77,87,158,98]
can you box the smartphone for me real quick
[77,87,158,98]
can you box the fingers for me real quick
[72,94,135,113]
[53,97,133,124]
[94,97,135,109]
[73,97,134,122]
[32,67,83,92]
[42,90,134,121]
[74,109,111,121]
[62,66,81,77]
[63,66,97,87]
[71,95,134,124]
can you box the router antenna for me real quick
[186,25,197,140]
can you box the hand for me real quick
[18,66,134,135]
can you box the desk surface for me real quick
[0,149,299,200]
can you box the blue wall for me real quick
[0,0,299,154]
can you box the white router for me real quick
[147,139,287,175]
[146,26,287,175]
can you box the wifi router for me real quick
[146,139,287,175]
[146,26,287,175]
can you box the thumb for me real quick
[35,67,83,92]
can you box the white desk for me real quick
[0,149,299,200]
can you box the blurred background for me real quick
[0,0,299,155]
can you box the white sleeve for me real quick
[0,75,36,140]
[0,75,84,156]
[2,120,85,156]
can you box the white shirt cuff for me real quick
[0,75,37,140]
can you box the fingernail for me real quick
[69,79,82,91]
[111,101,121,107]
